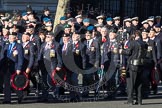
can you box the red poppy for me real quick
[111,45,114,49]
[13,46,17,50]
[32,38,35,41]
[91,42,95,47]
[102,38,107,43]
[25,44,30,48]
[51,44,55,49]
[124,45,128,49]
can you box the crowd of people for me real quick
[0,5,162,105]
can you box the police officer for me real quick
[120,31,147,105]
[2,32,24,104]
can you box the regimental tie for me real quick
[7,43,15,57]
[87,41,89,49]
[63,43,67,51]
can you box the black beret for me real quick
[63,33,70,37]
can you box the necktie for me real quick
[87,41,89,49]
[63,44,67,51]
[7,43,13,57]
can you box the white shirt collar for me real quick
[23,41,29,48]
[110,39,116,42]
[143,38,149,42]
[150,37,155,40]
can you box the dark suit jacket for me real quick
[3,42,24,71]
[38,41,62,71]
[101,40,120,66]
[61,41,86,70]
[84,39,100,67]
[154,38,162,60]
[22,41,35,71]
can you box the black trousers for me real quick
[0,70,4,93]
[3,65,23,102]
[126,65,143,103]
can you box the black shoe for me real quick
[2,101,11,104]
[153,89,157,94]
[17,99,22,104]
[17,96,24,104]
[38,99,48,103]
[124,102,133,105]
[0,89,3,93]
[70,98,78,102]
[134,101,142,105]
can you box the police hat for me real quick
[96,15,104,19]
[141,20,148,24]
[75,15,82,19]
[11,72,29,91]
[113,16,120,20]
[155,16,161,19]
[131,17,139,21]
[123,17,131,22]
[147,16,154,21]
